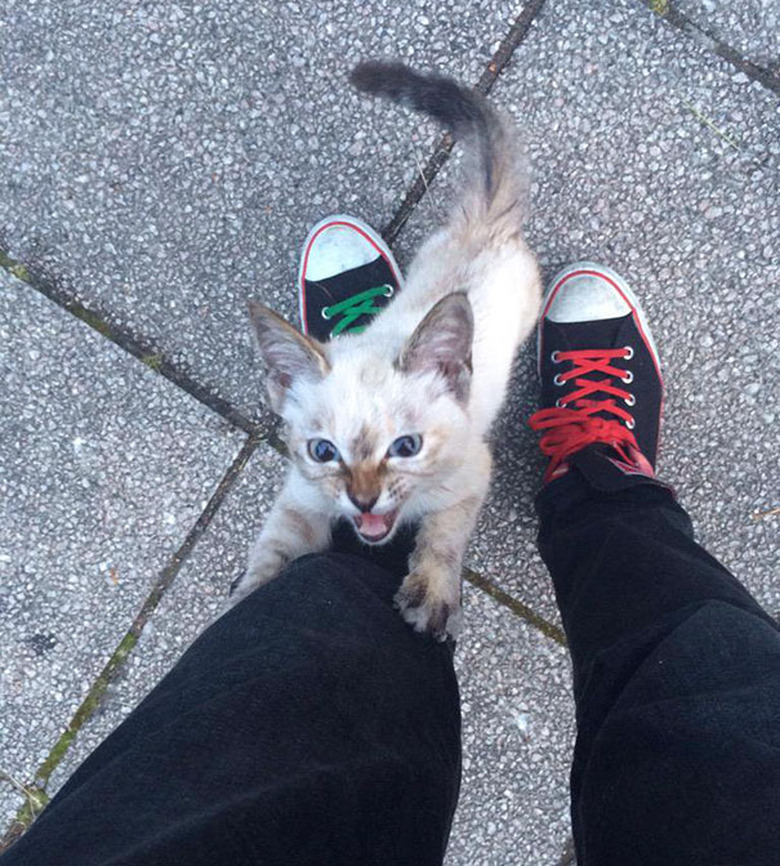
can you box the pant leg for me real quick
[2,547,461,866]
[537,470,780,866]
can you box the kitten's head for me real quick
[249,293,474,544]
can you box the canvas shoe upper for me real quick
[298,214,403,341]
[528,262,664,487]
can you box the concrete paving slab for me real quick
[448,583,574,866]
[394,0,780,622]
[43,444,573,865]
[0,271,245,821]
[673,0,779,72]
[0,0,531,418]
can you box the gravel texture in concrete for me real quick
[448,582,574,866]
[673,0,779,73]
[0,270,244,822]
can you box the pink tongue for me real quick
[357,513,387,538]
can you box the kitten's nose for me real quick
[348,491,379,513]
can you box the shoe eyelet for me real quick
[551,350,560,364]
[553,373,565,386]
[624,394,636,407]
[626,418,635,430]
[555,397,565,408]
[383,285,394,298]
[622,370,634,384]
[623,346,634,360]
[321,308,332,320]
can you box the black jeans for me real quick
[537,473,780,865]
[3,477,778,865]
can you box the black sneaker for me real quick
[298,214,404,341]
[528,262,664,488]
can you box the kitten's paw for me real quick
[226,569,256,609]
[394,573,463,642]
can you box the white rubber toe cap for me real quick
[545,265,631,322]
[300,214,401,282]
[542,261,660,363]
[305,224,377,281]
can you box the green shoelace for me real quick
[322,285,394,336]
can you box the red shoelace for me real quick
[528,348,639,483]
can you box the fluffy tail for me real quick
[350,61,524,227]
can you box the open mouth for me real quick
[352,509,398,543]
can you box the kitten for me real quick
[230,61,541,640]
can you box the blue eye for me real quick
[388,434,422,458]
[308,438,340,463]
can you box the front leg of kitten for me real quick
[229,472,331,607]
[395,485,487,642]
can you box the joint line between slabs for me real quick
[0,249,265,437]
[463,567,566,645]
[646,1,780,95]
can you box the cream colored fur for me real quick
[229,66,541,640]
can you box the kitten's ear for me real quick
[248,300,330,412]
[399,292,473,403]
